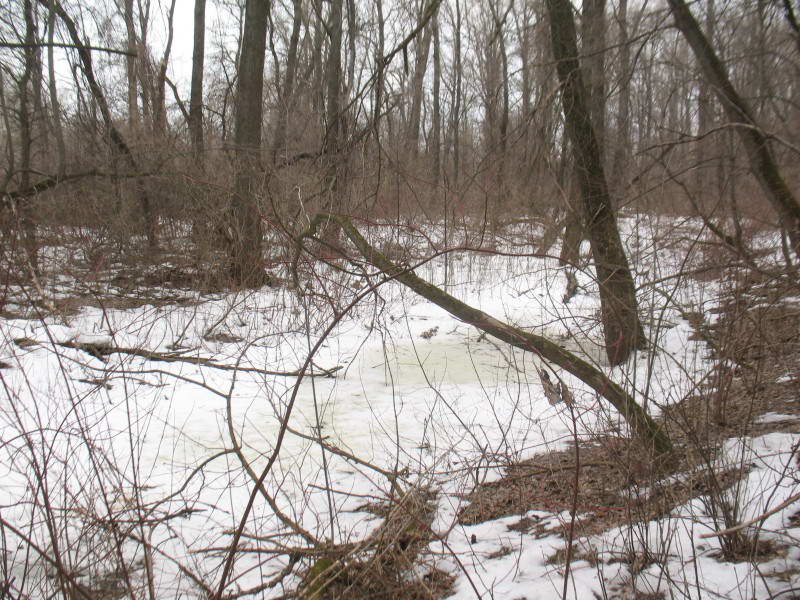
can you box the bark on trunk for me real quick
[324,0,344,152]
[407,5,434,157]
[451,0,463,186]
[47,0,66,178]
[152,0,175,140]
[229,0,271,288]
[18,0,39,272]
[271,0,301,162]
[610,0,630,193]
[123,0,139,131]
[581,0,606,153]
[189,0,206,164]
[431,13,441,182]
[546,0,646,366]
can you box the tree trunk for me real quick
[515,3,533,162]
[18,0,39,272]
[407,3,434,157]
[271,0,301,162]
[46,0,66,178]
[610,0,630,194]
[372,0,385,143]
[345,0,357,99]
[431,12,441,182]
[581,0,606,153]
[667,0,800,256]
[297,213,673,458]
[320,0,345,231]
[325,0,344,152]
[546,0,646,366]
[487,0,510,214]
[189,0,206,164]
[695,0,714,199]
[123,0,139,131]
[451,0,463,186]
[311,1,325,114]
[152,0,176,140]
[229,0,271,288]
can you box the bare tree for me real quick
[667,0,800,256]
[122,0,139,130]
[431,10,441,182]
[151,0,176,139]
[450,0,463,186]
[325,0,344,153]
[228,0,270,287]
[406,1,434,157]
[546,0,647,366]
[44,0,157,248]
[582,0,606,153]
[271,0,302,162]
[189,0,205,163]
[610,0,631,193]
[46,0,66,178]
[560,0,606,270]
[16,0,40,271]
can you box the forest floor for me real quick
[0,216,798,599]
[453,269,800,599]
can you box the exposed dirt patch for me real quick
[459,271,800,545]
[457,434,749,540]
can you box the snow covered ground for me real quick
[1,215,798,598]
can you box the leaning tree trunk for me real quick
[295,213,673,458]
[44,0,157,248]
[667,0,800,256]
[582,0,606,156]
[546,0,646,366]
[229,0,271,288]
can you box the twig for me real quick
[699,491,800,539]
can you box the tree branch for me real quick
[0,41,136,56]
[51,340,342,378]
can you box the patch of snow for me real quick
[757,412,800,424]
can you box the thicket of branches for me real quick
[2,0,798,263]
[2,0,800,597]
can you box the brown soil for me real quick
[458,271,800,543]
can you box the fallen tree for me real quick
[21,339,342,378]
[295,213,673,458]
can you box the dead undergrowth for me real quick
[458,268,800,551]
[296,488,454,599]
